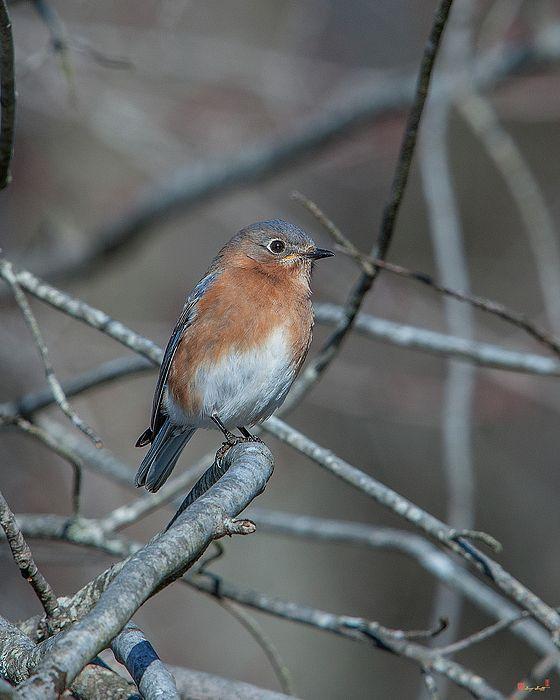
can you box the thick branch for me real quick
[168,665,296,700]
[7,525,503,699]
[18,442,273,697]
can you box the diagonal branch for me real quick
[335,245,560,357]
[18,442,274,698]
[25,23,560,286]
[0,490,59,618]
[7,523,504,700]
[283,0,454,411]
[0,259,103,447]
[261,416,560,644]
[297,193,560,359]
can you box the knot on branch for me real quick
[221,518,256,536]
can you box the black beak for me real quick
[306,248,335,260]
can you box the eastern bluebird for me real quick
[135,219,333,492]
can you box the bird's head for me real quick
[224,219,334,276]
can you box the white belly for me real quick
[165,327,296,429]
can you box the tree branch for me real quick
[0,490,59,618]
[0,259,103,447]
[111,623,180,700]
[283,0,455,411]
[25,22,560,285]
[261,416,560,643]
[18,442,273,697]
[6,525,504,700]
[0,0,14,190]
[168,665,297,700]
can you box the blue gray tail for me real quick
[135,420,196,492]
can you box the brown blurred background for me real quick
[2,1,560,697]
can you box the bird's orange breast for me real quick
[168,260,313,417]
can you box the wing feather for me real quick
[140,272,217,443]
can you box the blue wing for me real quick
[137,271,217,446]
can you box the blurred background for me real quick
[2,1,560,697]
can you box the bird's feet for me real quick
[215,434,264,463]
[212,414,263,456]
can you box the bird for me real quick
[135,219,333,493]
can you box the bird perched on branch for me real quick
[135,219,333,492]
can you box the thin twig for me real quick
[284,0,455,410]
[0,0,15,189]
[459,90,560,335]
[0,259,104,447]
[293,193,560,364]
[217,598,295,696]
[0,490,59,617]
[437,611,531,656]
[335,244,560,358]
[419,4,476,680]
[31,0,76,100]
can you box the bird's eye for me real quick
[268,239,286,254]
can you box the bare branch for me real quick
[0,0,14,190]
[10,506,557,663]
[9,410,559,664]
[18,442,274,697]
[314,303,560,377]
[0,615,137,697]
[261,416,560,643]
[419,3,476,680]
[0,490,58,618]
[6,523,504,700]
[0,259,104,447]
[3,262,163,364]
[421,668,440,699]
[334,247,560,358]
[459,91,560,335]
[111,623,180,700]
[168,665,297,700]
[188,576,504,700]
[98,459,205,533]
[4,355,153,419]
[437,611,531,656]
[247,508,555,658]
[284,0,455,411]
